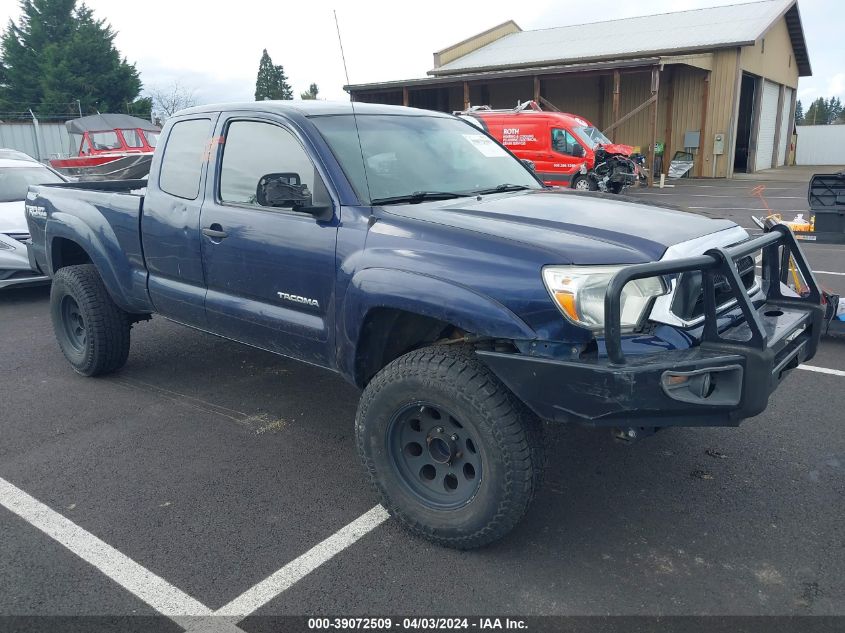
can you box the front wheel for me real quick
[356,345,544,549]
[50,264,131,376]
[572,174,597,191]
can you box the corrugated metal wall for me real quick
[435,22,521,68]
[665,66,706,161]
[0,122,73,161]
[541,76,603,127]
[600,71,652,150]
[482,79,534,109]
[703,48,740,178]
[795,126,845,165]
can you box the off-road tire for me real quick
[572,174,597,191]
[50,264,131,376]
[356,345,544,549]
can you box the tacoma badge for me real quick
[277,292,319,308]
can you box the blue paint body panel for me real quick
[24,101,751,396]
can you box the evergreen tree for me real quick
[804,97,828,125]
[0,0,141,117]
[828,97,843,125]
[300,83,319,100]
[128,96,152,120]
[794,100,804,125]
[254,49,292,101]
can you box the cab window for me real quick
[159,118,212,200]
[219,120,327,211]
[551,128,584,157]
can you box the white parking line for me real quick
[799,365,845,378]
[214,505,390,617]
[0,476,212,617]
[0,475,389,625]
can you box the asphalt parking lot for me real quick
[1,168,844,632]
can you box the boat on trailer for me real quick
[50,114,160,181]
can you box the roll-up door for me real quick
[755,80,780,172]
[777,87,793,166]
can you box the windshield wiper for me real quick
[471,183,532,195]
[371,191,469,205]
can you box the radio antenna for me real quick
[334,9,372,204]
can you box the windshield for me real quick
[311,114,540,204]
[573,126,612,149]
[144,130,160,148]
[120,129,144,148]
[0,166,64,202]
[89,131,122,151]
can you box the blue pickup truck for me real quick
[26,102,824,548]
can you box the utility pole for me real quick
[76,99,83,118]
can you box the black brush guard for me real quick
[604,224,821,365]
[479,225,824,427]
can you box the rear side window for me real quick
[159,119,212,200]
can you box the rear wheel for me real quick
[356,345,544,549]
[50,264,131,376]
[572,174,596,191]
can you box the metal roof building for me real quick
[347,0,811,179]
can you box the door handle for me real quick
[202,224,228,240]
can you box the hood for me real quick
[599,143,634,156]
[380,190,737,264]
[0,200,28,234]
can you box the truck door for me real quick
[544,127,587,186]
[142,115,217,327]
[198,115,338,366]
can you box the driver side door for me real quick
[199,115,339,366]
[539,127,587,186]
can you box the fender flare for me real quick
[339,268,535,379]
[46,213,151,313]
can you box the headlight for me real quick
[542,265,666,331]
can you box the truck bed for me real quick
[26,179,152,313]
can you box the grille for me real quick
[670,254,757,321]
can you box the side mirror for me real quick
[573,144,586,158]
[256,172,332,220]
[521,158,536,172]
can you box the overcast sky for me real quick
[2,0,841,107]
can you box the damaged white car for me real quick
[0,151,66,289]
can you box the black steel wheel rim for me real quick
[61,295,86,352]
[387,402,483,509]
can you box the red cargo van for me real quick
[458,102,638,192]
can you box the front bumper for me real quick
[0,233,50,290]
[479,226,825,428]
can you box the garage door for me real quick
[755,80,780,172]
[777,87,793,166]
